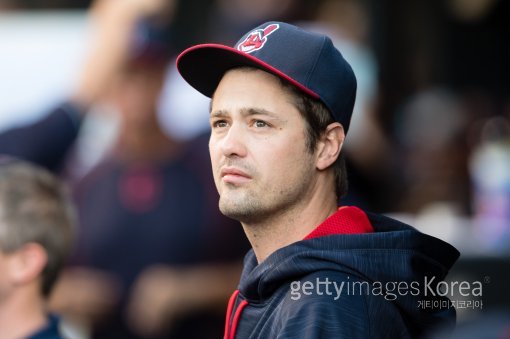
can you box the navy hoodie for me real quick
[224,208,460,338]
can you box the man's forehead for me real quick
[210,68,292,108]
[216,67,281,91]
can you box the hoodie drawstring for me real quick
[224,289,249,339]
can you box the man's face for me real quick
[209,68,317,224]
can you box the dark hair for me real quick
[0,160,75,297]
[280,80,348,199]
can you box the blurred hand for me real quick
[49,267,121,325]
[126,265,187,337]
[90,0,172,22]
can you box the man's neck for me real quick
[242,188,338,263]
[0,288,48,339]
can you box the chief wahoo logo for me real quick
[237,23,279,54]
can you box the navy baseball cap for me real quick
[176,21,357,133]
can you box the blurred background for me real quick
[0,0,508,338]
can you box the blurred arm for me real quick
[0,103,84,171]
[127,262,244,337]
[48,267,122,326]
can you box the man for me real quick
[0,158,74,338]
[177,22,460,338]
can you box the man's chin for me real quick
[219,199,258,223]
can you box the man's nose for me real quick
[220,123,247,158]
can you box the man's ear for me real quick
[8,243,48,286]
[316,122,345,171]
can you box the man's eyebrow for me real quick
[210,108,277,116]
[210,110,229,118]
[243,108,279,118]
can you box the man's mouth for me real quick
[220,167,252,184]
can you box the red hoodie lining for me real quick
[304,206,374,239]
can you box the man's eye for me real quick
[254,120,268,128]
[212,120,228,128]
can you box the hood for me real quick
[238,211,460,333]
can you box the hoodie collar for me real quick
[238,211,459,303]
[304,206,374,239]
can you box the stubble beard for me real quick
[218,169,314,225]
[218,186,265,224]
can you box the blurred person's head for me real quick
[0,159,74,301]
[109,18,173,131]
[111,62,168,131]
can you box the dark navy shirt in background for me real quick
[28,315,63,339]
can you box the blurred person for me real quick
[0,1,248,338]
[0,0,169,172]
[49,13,248,339]
[0,158,74,339]
[177,21,459,338]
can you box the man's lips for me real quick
[220,167,252,184]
